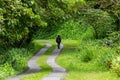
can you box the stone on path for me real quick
[6,44,51,80]
[42,44,66,80]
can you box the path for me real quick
[42,44,66,80]
[6,44,51,80]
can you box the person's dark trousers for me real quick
[57,43,60,49]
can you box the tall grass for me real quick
[0,40,45,80]
[78,40,116,70]
[57,40,119,80]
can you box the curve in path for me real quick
[42,44,66,80]
[6,44,52,80]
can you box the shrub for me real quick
[0,62,16,80]
[106,31,119,45]
[80,48,93,62]
[0,0,46,47]
[81,27,95,40]
[78,40,116,70]
[77,9,116,38]
[35,19,95,40]
[112,56,120,76]
[5,48,28,71]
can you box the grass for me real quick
[66,71,120,80]
[21,40,56,80]
[20,40,79,80]
[56,39,120,80]
[1,39,120,80]
[0,40,45,80]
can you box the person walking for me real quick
[56,35,61,49]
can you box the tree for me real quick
[86,0,120,30]
[0,0,46,47]
[77,9,115,38]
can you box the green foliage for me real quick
[112,56,120,76]
[0,62,16,80]
[0,48,29,79]
[78,40,116,69]
[0,47,32,78]
[5,48,28,71]
[81,27,95,40]
[80,48,93,62]
[0,0,118,47]
[107,31,119,44]
[57,40,119,80]
[77,9,116,38]
[44,6,65,26]
[0,0,46,47]
[21,41,55,80]
[37,0,67,26]
[0,40,45,79]
[35,19,95,40]
[86,0,120,30]
[61,0,86,11]
[57,40,117,72]
[0,0,119,79]
[35,9,115,40]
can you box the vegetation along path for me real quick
[42,44,66,80]
[6,44,51,80]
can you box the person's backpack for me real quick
[56,37,61,43]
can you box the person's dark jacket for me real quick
[56,35,61,44]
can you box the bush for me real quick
[0,0,46,47]
[35,19,95,40]
[112,56,120,76]
[78,40,116,70]
[0,62,16,80]
[80,48,93,62]
[81,27,95,40]
[107,31,119,44]
[77,9,116,38]
[0,40,45,79]
[5,48,28,71]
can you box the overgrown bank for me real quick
[0,40,45,80]
[57,40,120,80]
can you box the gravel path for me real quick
[6,44,51,80]
[42,44,66,80]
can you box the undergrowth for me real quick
[57,40,120,80]
[0,40,45,80]
[34,19,95,40]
